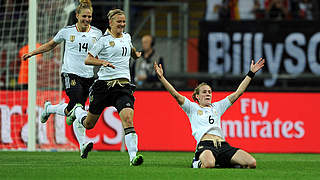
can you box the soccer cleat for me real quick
[41,101,52,123]
[191,157,195,168]
[80,142,93,159]
[66,103,83,125]
[130,154,144,166]
[191,157,201,168]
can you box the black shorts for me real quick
[88,80,135,115]
[61,73,95,111]
[194,140,239,168]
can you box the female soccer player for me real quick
[22,0,101,159]
[154,58,265,168]
[66,9,143,166]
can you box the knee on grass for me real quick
[248,158,256,168]
[244,158,256,169]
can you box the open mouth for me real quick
[82,21,90,26]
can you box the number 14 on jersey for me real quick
[79,43,88,52]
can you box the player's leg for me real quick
[75,111,99,159]
[81,112,100,129]
[41,101,53,123]
[199,150,216,168]
[192,141,217,168]
[73,118,93,159]
[73,76,95,128]
[69,77,96,158]
[67,103,101,129]
[72,80,96,158]
[67,104,99,158]
[44,102,68,116]
[41,73,76,123]
[119,107,143,166]
[114,85,142,166]
[230,149,256,168]
[64,88,85,115]
[66,77,90,150]
[79,81,106,129]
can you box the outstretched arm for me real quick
[154,62,185,105]
[85,53,115,69]
[228,58,265,104]
[22,40,59,60]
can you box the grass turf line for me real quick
[0,151,319,180]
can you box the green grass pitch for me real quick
[0,151,319,179]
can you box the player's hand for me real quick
[154,62,164,79]
[135,51,142,58]
[22,53,32,61]
[250,58,265,73]
[102,61,115,69]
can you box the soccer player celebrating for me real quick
[22,0,101,159]
[154,58,265,168]
[66,9,144,166]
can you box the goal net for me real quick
[0,0,78,151]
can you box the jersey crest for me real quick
[71,79,76,86]
[197,110,203,115]
[70,35,75,42]
[109,41,115,47]
[92,37,97,44]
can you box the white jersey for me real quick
[180,96,232,145]
[53,25,102,78]
[88,31,133,81]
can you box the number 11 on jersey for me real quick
[122,47,127,56]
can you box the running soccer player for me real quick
[154,58,265,168]
[66,9,144,166]
[22,0,101,159]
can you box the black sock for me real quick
[124,127,135,135]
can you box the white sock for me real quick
[47,103,68,116]
[75,106,87,124]
[125,133,138,161]
[192,160,202,168]
[73,119,86,149]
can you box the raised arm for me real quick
[85,53,115,69]
[22,40,59,60]
[154,62,185,105]
[228,58,265,104]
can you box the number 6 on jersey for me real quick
[209,115,214,124]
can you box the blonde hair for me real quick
[107,9,125,21]
[76,0,93,14]
[192,82,211,103]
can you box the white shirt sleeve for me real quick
[180,96,192,114]
[214,97,232,116]
[96,30,103,40]
[126,33,133,48]
[53,28,65,43]
[88,37,104,57]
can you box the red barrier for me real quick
[0,90,319,153]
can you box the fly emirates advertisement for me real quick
[0,90,319,153]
